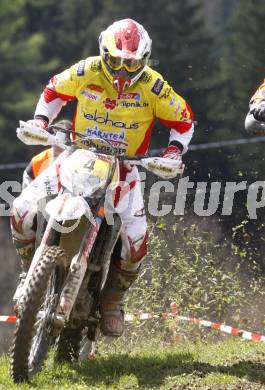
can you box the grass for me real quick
[2,218,265,389]
[1,337,265,389]
[126,220,265,331]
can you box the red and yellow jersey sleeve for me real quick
[153,79,193,133]
[45,58,104,101]
[43,62,81,102]
[138,67,194,133]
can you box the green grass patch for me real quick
[3,219,265,388]
[1,338,265,389]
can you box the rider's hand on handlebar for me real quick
[251,102,265,122]
[162,144,182,160]
[27,118,48,130]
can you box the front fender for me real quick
[45,193,95,225]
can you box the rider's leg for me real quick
[11,195,39,304]
[11,157,64,304]
[100,165,148,337]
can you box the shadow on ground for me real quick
[53,351,265,388]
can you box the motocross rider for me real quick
[11,19,194,337]
[245,80,265,134]
[22,119,72,189]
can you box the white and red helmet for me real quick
[99,19,152,94]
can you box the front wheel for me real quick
[11,246,66,383]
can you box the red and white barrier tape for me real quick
[1,303,265,342]
[0,316,16,323]
[125,303,265,343]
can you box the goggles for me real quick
[103,52,146,73]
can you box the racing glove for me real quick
[27,116,49,129]
[251,102,265,122]
[162,142,183,160]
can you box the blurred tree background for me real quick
[1,0,265,181]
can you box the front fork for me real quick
[56,202,106,323]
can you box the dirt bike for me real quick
[11,121,183,383]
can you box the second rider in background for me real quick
[245,80,265,134]
[22,119,72,188]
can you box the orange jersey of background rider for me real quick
[249,79,265,107]
[35,56,194,156]
[22,148,54,189]
[245,79,265,134]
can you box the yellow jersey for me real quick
[41,56,193,156]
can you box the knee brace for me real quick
[120,231,148,271]
[10,198,37,243]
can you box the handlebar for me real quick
[17,121,184,178]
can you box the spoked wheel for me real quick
[11,246,66,383]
